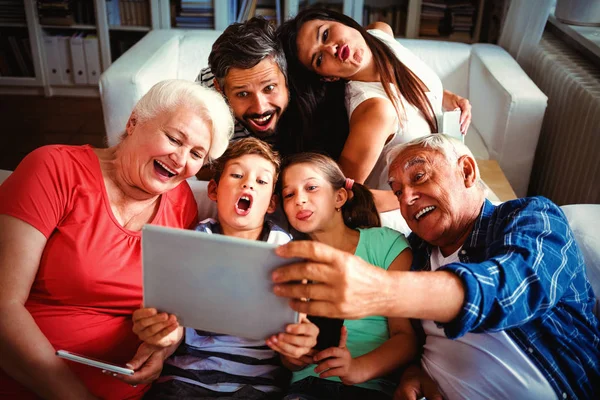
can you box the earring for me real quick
[335,207,341,212]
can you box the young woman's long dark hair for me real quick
[277,8,438,157]
[281,152,381,229]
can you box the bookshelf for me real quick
[359,0,485,42]
[1,0,485,98]
[1,0,181,97]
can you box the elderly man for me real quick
[272,135,600,399]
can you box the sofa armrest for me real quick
[99,30,184,146]
[469,44,548,197]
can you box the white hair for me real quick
[132,79,234,160]
[387,134,481,184]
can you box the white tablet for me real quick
[56,350,134,376]
[141,225,300,340]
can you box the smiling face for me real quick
[296,19,371,80]
[122,106,211,196]
[388,147,479,252]
[281,163,347,235]
[220,58,289,138]
[208,154,277,237]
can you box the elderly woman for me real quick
[0,80,233,399]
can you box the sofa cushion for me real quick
[399,39,471,98]
[178,30,224,80]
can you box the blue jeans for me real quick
[283,377,392,400]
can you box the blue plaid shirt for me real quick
[409,197,600,399]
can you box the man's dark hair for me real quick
[208,17,287,89]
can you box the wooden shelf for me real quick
[41,24,97,30]
[109,25,151,32]
[0,22,28,28]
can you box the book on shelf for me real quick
[0,30,34,77]
[0,0,27,24]
[118,0,151,27]
[175,0,214,28]
[362,1,408,37]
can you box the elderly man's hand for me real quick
[272,241,390,319]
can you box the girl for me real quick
[269,152,417,400]
[277,8,471,214]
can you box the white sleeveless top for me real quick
[345,29,444,189]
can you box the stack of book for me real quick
[106,0,151,27]
[419,0,450,37]
[37,0,75,26]
[175,0,214,29]
[253,0,280,25]
[362,3,408,37]
[0,0,26,24]
[299,1,343,15]
[448,0,475,41]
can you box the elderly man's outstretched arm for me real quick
[273,240,464,321]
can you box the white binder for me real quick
[57,36,74,85]
[42,36,62,85]
[83,36,101,85]
[70,34,87,85]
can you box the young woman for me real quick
[274,152,417,400]
[278,8,471,214]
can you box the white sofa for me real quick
[99,29,548,198]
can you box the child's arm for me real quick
[266,314,319,371]
[132,307,185,349]
[313,250,418,385]
[280,350,315,372]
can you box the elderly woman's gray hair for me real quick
[132,79,234,160]
[387,134,481,184]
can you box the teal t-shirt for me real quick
[291,227,410,395]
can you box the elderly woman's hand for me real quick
[266,313,319,362]
[272,241,390,320]
[106,343,169,386]
[442,90,472,134]
[132,307,183,348]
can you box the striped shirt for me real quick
[409,197,600,399]
[158,219,292,394]
[196,67,278,146]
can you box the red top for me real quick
[0,145,198,399]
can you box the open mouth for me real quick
[414,206,436,221]
[154,160,177,179]
[246,111,276,131]
[235,194,253,216]
[339,45,350,61]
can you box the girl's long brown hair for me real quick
[277,8,438,144]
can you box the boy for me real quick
[134,138,318,399]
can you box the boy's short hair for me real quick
[211,137,281,187]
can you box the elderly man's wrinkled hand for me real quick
[272,241,390,319]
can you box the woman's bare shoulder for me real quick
[365,22,394,37]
